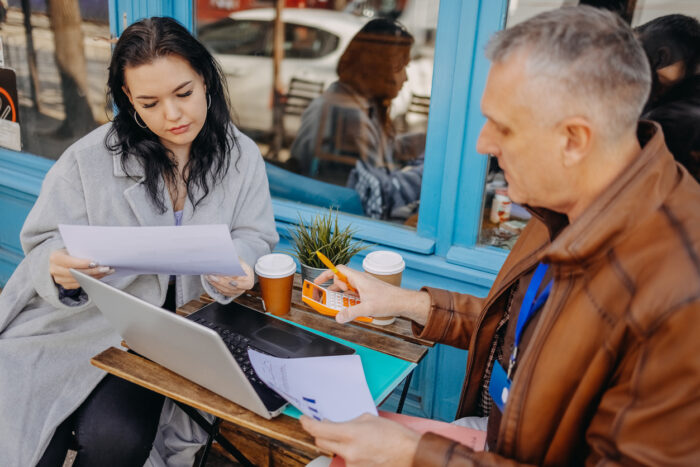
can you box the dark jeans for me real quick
[37,374,165,467]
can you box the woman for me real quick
[289,18,425,220]
[0,17,278,466]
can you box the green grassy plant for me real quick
[289,209,368,268]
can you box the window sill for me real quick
[272,198,436,255]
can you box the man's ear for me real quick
[559,117,592,168]
[122,85,134,107]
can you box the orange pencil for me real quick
[315,251,359,294]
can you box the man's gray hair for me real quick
[486,6,651,138]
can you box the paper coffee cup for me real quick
[255,254,296,316]
[362,251,405,325]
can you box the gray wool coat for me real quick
[0,123,279,466]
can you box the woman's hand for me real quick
[314,265,430,325]
[205,259,255,297]
[49,248,114,290]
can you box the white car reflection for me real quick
[198,8,433,138]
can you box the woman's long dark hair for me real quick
[106,17,237,213]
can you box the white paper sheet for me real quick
[58,224,244,277]
[248,350,378,422]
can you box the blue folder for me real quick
[271,316,417,419]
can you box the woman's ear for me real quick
[122,85,134,107]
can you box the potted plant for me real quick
[289,209,368,285]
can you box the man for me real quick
[302,6,700,466]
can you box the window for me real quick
[196,4,439,228]
[1,1,111,160]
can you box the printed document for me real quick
[58,224,244,277]
[248,349,378,422]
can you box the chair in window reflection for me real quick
[283,77,325,118]
[407,93,431,116]
[395,92,431,133]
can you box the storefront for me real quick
[0,0,695,421]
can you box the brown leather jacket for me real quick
[412,123,700,466]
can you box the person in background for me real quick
[290,18,425,220]
[305,6,700,466]
[0,17,278,467]
[636,14,700,181]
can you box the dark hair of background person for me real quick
[336,18,414,137]
[636,14,700,105]
[636,14,700,181]
[106,17,238,213]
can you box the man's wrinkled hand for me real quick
[314,265,430,325]
[300,413,420,467]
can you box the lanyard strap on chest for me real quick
[507,262,554,378]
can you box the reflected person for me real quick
[290,19,425,219]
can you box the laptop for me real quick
[72,270,355,419]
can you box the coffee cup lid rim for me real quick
[362,251,405,275]
[255,253,297,278]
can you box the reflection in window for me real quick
[196,4,437,228]
[476,0,570,249]
[198,19,271,56]
[2,1,110,159]
[284,24,338,59]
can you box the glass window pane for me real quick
[196,1,439,228]
[477,0,569,250]
[2,2,111,159]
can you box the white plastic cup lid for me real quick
[255,254,296,279]
[362,251,405,275]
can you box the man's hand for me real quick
[49,248,114,289]
[205,259,254,297]
[314,265,431,325]
[300,413,420,467]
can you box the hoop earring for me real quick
[207,93,211,110]
[133,111,147,129]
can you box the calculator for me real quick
[301,280,373,323]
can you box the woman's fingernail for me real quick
[98,266,111,273]
[106,268,115,275]
[229,281,238,287]
[208,275,219,283]
[89,262,98,268]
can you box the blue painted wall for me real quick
[0,0,509,421]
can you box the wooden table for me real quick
[91,274,432,466]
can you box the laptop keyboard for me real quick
[189,316,266,386]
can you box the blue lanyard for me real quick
[507,262,553,378]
